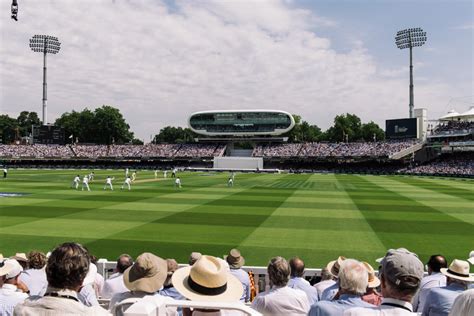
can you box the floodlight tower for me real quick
[395,28,427,118]
[29,35,61,125]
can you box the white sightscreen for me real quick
[213,157,263,169]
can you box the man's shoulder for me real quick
[344,306,379,315]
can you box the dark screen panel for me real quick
[385,118,417,139]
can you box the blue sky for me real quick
[0,0,472,141]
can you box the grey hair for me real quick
[338,259,368,295]
[268,256,290,287]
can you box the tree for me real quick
[0,115,18,144]
[153,126,197,143]
[17,111,41,137]
[55,106,134,144]
[325,113,362,142]
[93,106,134,144]
[361,121,385,142]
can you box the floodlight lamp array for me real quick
[29,35,61,54]
[395,28,427,49]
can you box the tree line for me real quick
[1,106,384,144]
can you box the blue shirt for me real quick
[320,281,339,301]
[288,276,319,305]
[229,268,250,302]
[309,293,374,316]
[422,282,466,316]
[0,284,29,316]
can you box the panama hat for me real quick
[441,259,474,282]
[123,253,168,293]
[11,253,28,262]
[327,256,346,277]
[225,249,245,269]
[363,262,381,288]
[172,255,243,302]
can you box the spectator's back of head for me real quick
[116,254,133,273]
[27,251,46,270]
[268,256,290,287]
[189,252,202,266]
[427,254,447,273]
[289,257,305,278]
[46,242,90,291]
[164,258,179,287]
[320,268,334,281]
[338,259,368,295]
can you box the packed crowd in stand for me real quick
[432,121,474,135]
[0,144,226,159]
[1,244,473,315]
[253,141,419,158]
[402,153,474,176]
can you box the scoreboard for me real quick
[385,118,418,139]
[33,125,65,145]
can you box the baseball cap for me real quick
[380,248,424,289]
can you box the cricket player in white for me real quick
[125,168,129,177]
[175,177,181,188]
[131,171,137,182]
[104,176,114,190]
[88,171,95,182]
[121,176,132,190]
[228,177,233,187]
[164,170,168,178]
[82,175,90,191]
[71,175,80,189]
[154,169,158,179]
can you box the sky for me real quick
[0,0,472,141]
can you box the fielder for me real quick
[88,171,95,182]
[71,175,80,189]
[131,171,137,182]
[121,176,132,190]
[175,177,181,189]
[164,170,168,178]
[104,176,114,190]
[171,168,177,178]
[228,177,233,187]
[3,167,7,178]
[82,175,90,191]
[154,169,158,179]
[125,168,129,177]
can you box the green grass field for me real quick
[0,169,473,267]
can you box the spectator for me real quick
[19,251,48,296]
[78,262,100,306]
[14,242,109,315]
[449,289,474,316]
[314,268,336,300]
[0,259,29,316]
[226,249,251,303]
[101,254,134,299]
[159,259,185,300]
[251,256,310,315]
[109,252,175,316]
[345,248,424,315]
[309,259,374,315]
[413,255,447,312]
[90,255,105,297]
[189,252,202,266]
[288,257,319,305]
[422,259,473,316]
[321,256,346,301]
[11,253,28,270]
[361,262,382,306]
[172,255,243,315]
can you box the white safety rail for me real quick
[389,142,424,160]
[124,296,262,316]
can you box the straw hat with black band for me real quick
[327,256,346,278]
[172,255,243,302]
[441,259,474,282]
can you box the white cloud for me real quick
[0,0,470,140]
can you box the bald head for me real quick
[427,255,447,274]
[289,257,305,278]
[116,254,133,273]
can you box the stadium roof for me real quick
[458,106,474,120]
[439,106,474,122]
[439,109,460,121]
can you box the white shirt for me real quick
[344,298,417,316]
[251,285,310,315]
[288,277,319,305]
[125,178,131,184]
[101,272,128,299]
[19,268,48,296]
[110,292,176,316]
[74,176,80,182]
[175,179,181,184]
[83,176,89,184]
[0,283,29,316]
[314,279,336,300]
[106,177,113,184]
